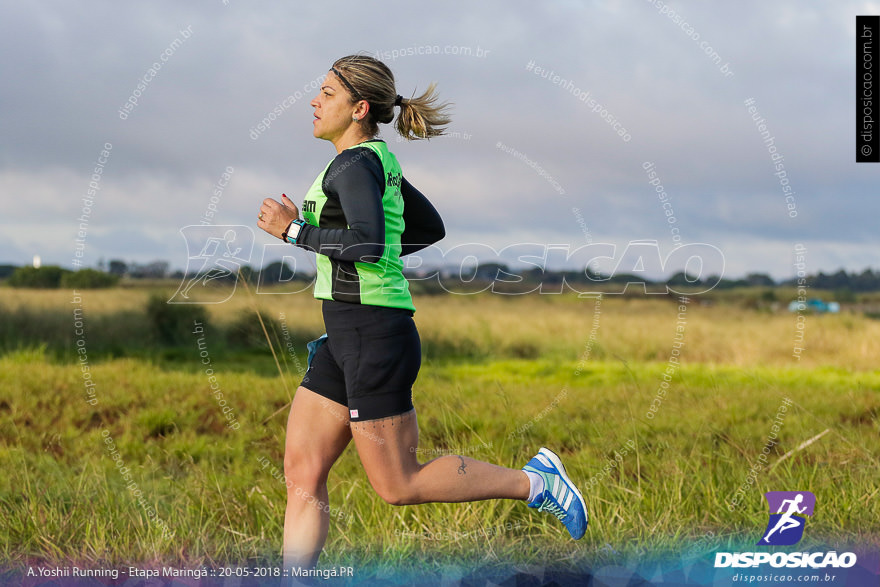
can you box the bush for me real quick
[146,294,208,345]
[224,309,280,349]
[7,266,70,288]
[61,269,120,289]
[834,288,857,304]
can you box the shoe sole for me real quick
[539,447,589,528]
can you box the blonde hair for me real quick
[331,55,452,140]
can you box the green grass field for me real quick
[0,286,878,575]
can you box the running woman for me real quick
[256,55,588,569]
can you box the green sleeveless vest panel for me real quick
[300,141,414,312]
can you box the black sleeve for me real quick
[295,148,385,263]
[400,177,445,256]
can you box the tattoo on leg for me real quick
[457,455,467,475]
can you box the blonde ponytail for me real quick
[395,83,452,141]
[330,55,452,141]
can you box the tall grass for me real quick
[0,286,877,572]
[0,349,877,570]
[2,286,879,369]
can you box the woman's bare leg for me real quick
[282,387,352,569]
[350,409,529,505]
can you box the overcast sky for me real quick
[1,0,878,280]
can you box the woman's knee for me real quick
[284,447,330,492]
[369,475,421,506]
[375,486,418,506]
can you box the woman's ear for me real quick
[354,100,370,121]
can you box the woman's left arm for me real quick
[295,149,386,263]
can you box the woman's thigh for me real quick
[284,386,353,482]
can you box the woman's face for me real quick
[310,72,358,143]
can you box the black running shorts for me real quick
[300,300,420,422]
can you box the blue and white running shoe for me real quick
[522,447,588,539]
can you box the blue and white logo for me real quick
[758,491,815,546]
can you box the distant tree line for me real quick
[0,259,305,289]
[783,268,880,292]
[2,266,119,289]
[2,260,879,292]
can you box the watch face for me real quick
[284,219,302,243]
